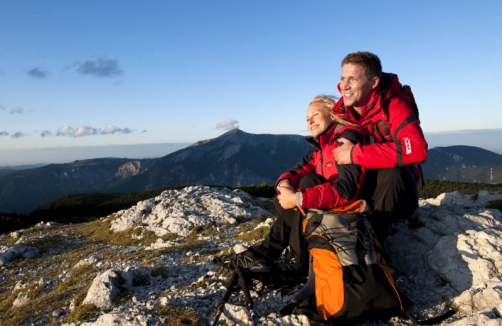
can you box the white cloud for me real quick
[57,125,98,137]
[11,131,24,139]
[41,130,52,137]
[10,107,24,114]
[216,119,239,130]
[74,126,98,137]
[102,124,121,134]
[101,124,133,135]
[0,131,8,136]
[56,124,132,137]
[56,126,75,136]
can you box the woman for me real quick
[215,95,367,277]
[276,95,365,212]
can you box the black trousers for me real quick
[362,167,418,239]
[250,174,326,264]
[251,167,418,263]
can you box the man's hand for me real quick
[333,137,355,165]
[276,179,295,192]
[277,186,306,215]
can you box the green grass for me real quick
[236,226,270,242]
[418,179,502,199]
[161,232,178,241]
[67,304,99,323]
[158,305,208,325]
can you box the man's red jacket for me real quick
[334,73,428,170]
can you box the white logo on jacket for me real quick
[404,137,412,154]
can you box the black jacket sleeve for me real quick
[334,129,364,200]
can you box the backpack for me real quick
[280,200,456,325]
[377,73,425,186]
[374,72,419,142]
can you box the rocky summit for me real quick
[1,186,502,325]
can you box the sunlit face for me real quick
[340,63,378,112]
[306,103,333,138]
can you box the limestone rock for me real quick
[83,269,135,310]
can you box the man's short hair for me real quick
[342,52,382,80]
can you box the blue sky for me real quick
[1,1,501,165]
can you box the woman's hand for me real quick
[277,185,306,215]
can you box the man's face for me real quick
[306,103,333,138]
[340,63,378,111]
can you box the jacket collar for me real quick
[306,122,337,149]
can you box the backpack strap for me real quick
[326,199,370,214]
[286,297,458,326]
[281,298,327,323]
[368,222,457,325]
[405,309,458,325]
[418,164,425,187]
[375,120,393,142]
[302,200,369,234]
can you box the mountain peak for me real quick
[188,129,247,148]
[220,127,242,136]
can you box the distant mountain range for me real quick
[0,129,311,213]
[1,129,501,214]
[421,145,502,183]
[424,129,502,155]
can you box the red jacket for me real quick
[276,123,366,209]
[334,73,428,169]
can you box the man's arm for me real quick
[350,99,428,169]
[300,128,365,209]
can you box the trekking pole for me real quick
[235,266,260,326]
[211,270,238,326]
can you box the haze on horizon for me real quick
[1,128,501,167]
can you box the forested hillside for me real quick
[1,180,501,235]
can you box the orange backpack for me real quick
[282,200,456,325]
[298,201,403,323]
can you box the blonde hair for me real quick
[309,95,355,126]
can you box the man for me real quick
[333,51,427,237]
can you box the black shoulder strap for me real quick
[405,308,458,325]
[287,298,327,323]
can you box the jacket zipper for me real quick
[320,151,324,177]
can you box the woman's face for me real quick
[306,103,333,138]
